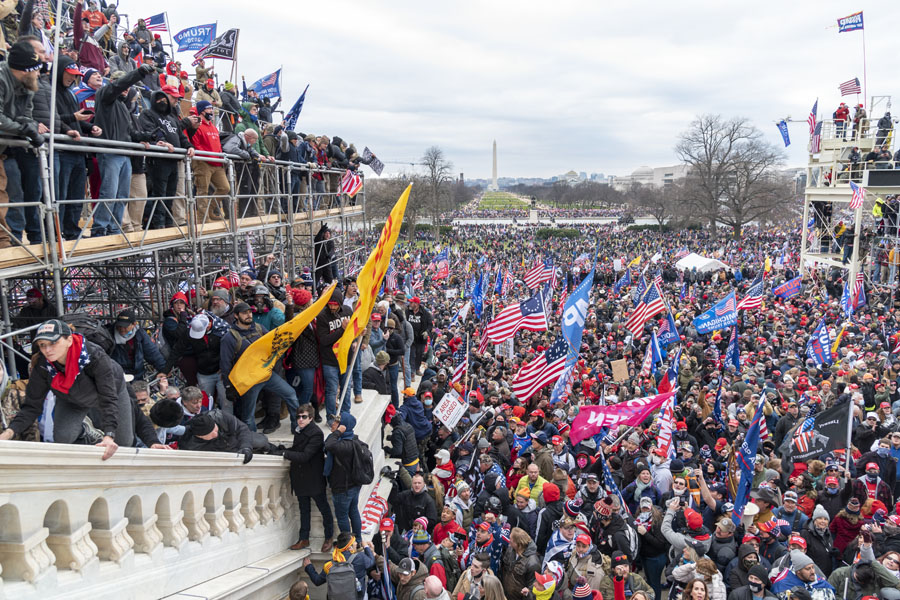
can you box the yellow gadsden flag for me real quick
[229,283,336,395]
[334,184,411,372]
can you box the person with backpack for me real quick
[106,309,168,382]
[219,302,300,433]
[324,412,373,544]
[390,557,429,600]
[411,529,455,589]
[302,531,375,600]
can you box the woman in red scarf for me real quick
[0,319,133,459]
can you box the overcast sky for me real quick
[127,1,896,180]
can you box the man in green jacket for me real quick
[827,542,900,600]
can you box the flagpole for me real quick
[463,335,470,396]
[844,394,855,474]
[862,26,868,107]
[337,337,363,416]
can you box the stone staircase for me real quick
[0,386,396,600]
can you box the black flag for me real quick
[198,28,239,61]
[777,402,851,463]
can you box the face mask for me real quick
[203,112,214,121]
[249,113,258,123]
[877,447,890,457]
[651,455,662,465]
[743,558,758,569]
[749,582,764,594]
[867,473,878,482]
[827,487,839,495]
[155,100,168,112]
[424,399,433,407]
[115,327,138,344]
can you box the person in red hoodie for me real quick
[835,102,851,139]
[183,100,230,221]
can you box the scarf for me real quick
[45,334,90,395]
[543,529,575,567]
[206,310,231,337]
[632,479,650,502]
[613,576,627,600]
[533,581,557,600]
[634,511,652,527]
[323,536,355,574]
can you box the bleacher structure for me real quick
[799,98,900,290]
[0,134,368,379]
[0,134,400,600]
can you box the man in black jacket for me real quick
[168,312,225,407]
[179,408,272,462]
[406,296,432,376]
[362,351,390,395]
[91,62,155,237]
[139,86,194,229]
[283,404,333,553]
[385,318,405,408]
[324,412,364,542]
[316,290,351,423]
[0,319,133,459]
[389,471,438,532]
[386,411,420,476]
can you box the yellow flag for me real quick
[832,325,846,355]
[229,283,336,395]
[334,184,411,372]
[764,257,772,273]
[628,255,642,267]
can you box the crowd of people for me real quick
[8,212,900,600]
[0,0,376,249]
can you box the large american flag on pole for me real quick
[512,338,568,401]
[810,121,822,154]
[340,169,363,198]
[385,262,397,291]
[737,274,764,310]
[849,181,866,210]
[142,13,168,33]
[524,261,554,289]
[625,281,666,337]
[451,335,468,385]
[478,290,548,353]
[839,77,861,96]
[808,99,818,135]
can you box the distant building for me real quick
[610,164,690,192]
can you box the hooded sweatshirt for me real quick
[137,91,193,150]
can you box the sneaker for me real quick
[290,540,309,550]
[353,395,363,404]
[320,539,333,553]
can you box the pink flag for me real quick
[570,391,675,445]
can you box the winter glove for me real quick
[139,63,155,76]
[240,448,253,464]
[19,122,43,147]
[225,383,240,404]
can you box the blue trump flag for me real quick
[692,290,737,334]
[560,265,595,359]
[837,11,864,33]
[712,377,725,427]
[806,318,833,367]
[632,275,647,307]
[725,324,740,371]
[657,310,680,346]
[174,23,216,52]
[776,120,791,147]
[472,273,484,320]
[613,268,631,296]
[732,397,766,526]
[283,84,309,131]
[494,267,504,295]
[773,276,801,299]
[247,69,281,99]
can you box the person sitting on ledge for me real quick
[178,408,280,463]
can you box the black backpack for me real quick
[347,436,375,487]
[61,313,114,354]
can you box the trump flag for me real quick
[570,392,674,445]
[692,290,737,334]
[174,23,216,52]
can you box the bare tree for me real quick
[675,114,786,238]
[421,146,454,241]
[626,183,671,227]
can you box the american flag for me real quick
[808,99,818,135]
[715,293,737,317]
[839,77,861,96]
[502,270,514,296]
[737,274,764,310]
[791,416,816,453]
[478,290,548,352]
[549,267,559,289]
[556,287,569,316]
[227,264,240,286]
[849,181,866,210]
[451,335,468,385]
[600,449,631,518]
[512,337,568,401]
[675,247,690,259]
[385,263,397,291]
[656,392,677,459]
[142,13,168,33]
[523,261,553,289]
[625,281,666,337]
[340,169,363,197]
[810,121,822,154]
[658,347,682,394]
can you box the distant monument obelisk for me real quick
[488,140,499,191]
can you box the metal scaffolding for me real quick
[0,135,368,378]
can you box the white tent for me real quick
[674,252,730,273]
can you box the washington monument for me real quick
[488,140,499,191]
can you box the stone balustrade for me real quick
[0,441,300,600]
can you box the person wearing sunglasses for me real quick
[284,403,334,553]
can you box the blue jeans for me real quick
[388,364,400,408]
[331,486,362,542]
[403,346,411,386]
[352,354,362,397]
[642,553,667,600]
[5,148,43,244]
[54,151,87,240]
[298,492,334,542]
[286,367,315,406]
[322,364,348,421]
[93,153,131,235]
[238,372,299,432]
